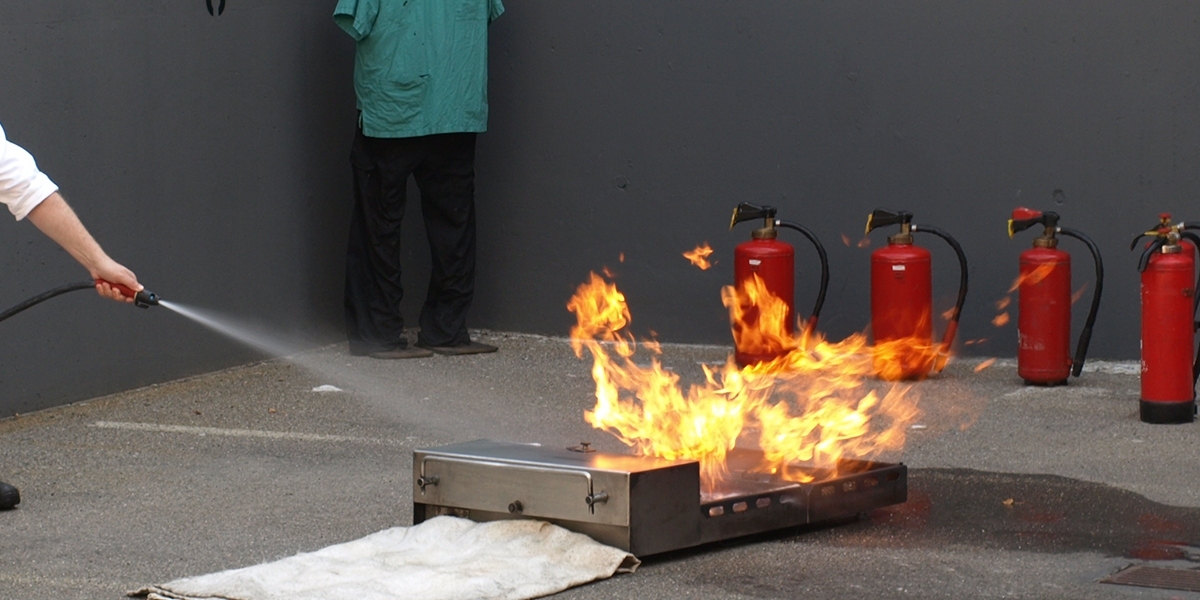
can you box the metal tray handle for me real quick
[420,455,608,513]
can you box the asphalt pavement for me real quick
[1,331,1198,599]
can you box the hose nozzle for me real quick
[98,280,160,309]
[133,290,159,308]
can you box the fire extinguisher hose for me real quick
[1181,231,1200,317]
[1133,237,1167,272]
[1058,227,1104,377]
[0,280,96,323]
[1178,230,1200,384]
[776,219,829,337]
[910,224,968,371]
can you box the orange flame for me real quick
[871,334,944,381]
[683,243,714,270]
[1071,284,1088,305]
[722,274,799,361]
[569,271,920,492]
[973,358,997,372]
[992,266,1083,327]
[1007,263,1056,293]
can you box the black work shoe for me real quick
[417,341,498,356]
[368,347,434,359]
[0,481,19,510]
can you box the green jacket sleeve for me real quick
[333,0,379,41]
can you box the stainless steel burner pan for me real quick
[413,440,906,556]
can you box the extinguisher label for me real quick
[748,259,762,266]
[892,265,906,271]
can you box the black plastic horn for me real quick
[865,209,913,234]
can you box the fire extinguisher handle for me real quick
[729,203,777,229]
[777,220,830,330]
[1058,227,1104,377]
[864,209,913,234]
[1007,209,1059,239]
[1130,231,1161,251]
[911,224,969,366]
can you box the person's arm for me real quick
[25,192,141,302]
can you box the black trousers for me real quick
[344,128,478,354]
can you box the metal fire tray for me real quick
[413,439,906,556]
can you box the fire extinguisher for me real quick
[729,202,830,366]
[1131,214,1200,423]
[1006,208,1104,385]
[864,209,968,380]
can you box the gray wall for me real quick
[475,1,1200,357]
[0,2,354,415]
[2,1,1197,414]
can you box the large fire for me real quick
[568,271,921,493]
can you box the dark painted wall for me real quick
[475,1,1200,359]
[0,2,354,415]
[2,1,1196,414]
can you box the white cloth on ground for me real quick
[128,516,639,600]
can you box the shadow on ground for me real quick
[644,468,1200,565]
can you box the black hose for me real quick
[1130,233,1151,251]
[1178,231,1200,385]
[1058,228,1104,377]
[911,225,969,356]
[1179,232,1200,317]
[776,220,829,333]
[0,280,96,323]
[1136,238,1166,273]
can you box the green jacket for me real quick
[335,0,505,138]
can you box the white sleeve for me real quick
[0,123,59,221]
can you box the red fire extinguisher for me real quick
[864,209,968,380]
[729,202,830,366]
[1131,214,1200,423]
[1007,208,1104,385]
